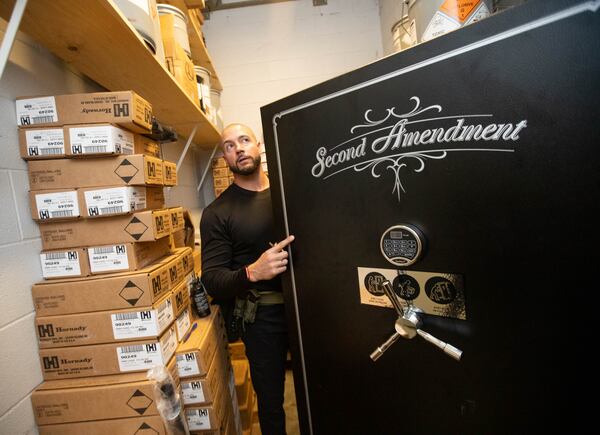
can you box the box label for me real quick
[160,326,178,362]
[186,408,212,430]
[176,352,200,377]
[89,244,129,273]
[25,129,65,156]
[16,96,58,126]
[84,187,146,216]
[182,380,206,405]
[35,191,79,220]
[176,309,192,340]
[40,251,81,278]
[111,309,159,339]
[116,342,165,371]
[156,297,174,332]
[69,125,134,155]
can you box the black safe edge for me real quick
[261,1,599,434]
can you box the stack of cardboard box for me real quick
[160,12,199,106]
[211,156,234,197]
[211,150,269,198]
[17,90,195,433]
[175,306,242,434]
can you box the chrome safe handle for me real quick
[381,280,404,317]
[371,280,463,361]
[370,331,401,361]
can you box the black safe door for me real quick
[261,1,599,433]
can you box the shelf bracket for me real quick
[176,124,199,173]
[0,0,28,80]
[197,144,220,193]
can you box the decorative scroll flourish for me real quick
[350,97,442,134]
[354,151,447,201]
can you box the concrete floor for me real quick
[251,368,299,435]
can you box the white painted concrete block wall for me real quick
[202,0,383,141]
[0,26,103,435]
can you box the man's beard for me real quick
[229,154,261,175]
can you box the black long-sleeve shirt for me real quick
[200,183,281,301]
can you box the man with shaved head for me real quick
[200,123,294,435]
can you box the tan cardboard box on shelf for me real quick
[172,229,186,248]
[15,91,152,133]
[176,307,220,379]
[172,279,191,319]
[181,336,229,406]
[228,340,247,360]
[169,206,185,232]
[32,356,178,426]
[18,127,65,160]
[186,0,207,10]
[134,133,161,158]
[184,382,223,432]
[161,246,194,289]
[39,324,178,380]
[38,415,167,435]
[158,12,179,42]
[35,289,175,348]
[19,126,161,160]
[186,348,233,433]
[29,186,165,221]
[163,160,178,186]
[40,247,89,280]
[175,306,193,342]
[176,246,195,282]
[211,157,227,169]
[27,154,164,190]
[212,166,230,179]
[88,237,171,276]
[163,38,200,107]
[63,123,134,157]
[29,189,80,221]
[39,208,172,250]
[78,185,165,218]
[193,249,201,274]
[213,176,229,189]
[31,254,177,316]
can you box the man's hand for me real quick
[246,235,295,282]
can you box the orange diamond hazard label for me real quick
[440,0,481,23]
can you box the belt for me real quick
[257,291,284,305]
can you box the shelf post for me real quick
[197,144,219,193]
[176,124,199,172]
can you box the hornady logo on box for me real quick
[42,356,92,370]
[175,292,185,310]
[38,324,55,337]
[169,265,178,282]
[147,161,157,177]
[152,275,162,296]
[113,103,129,117]
[39,324,87,337]
[155,215,165,232]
